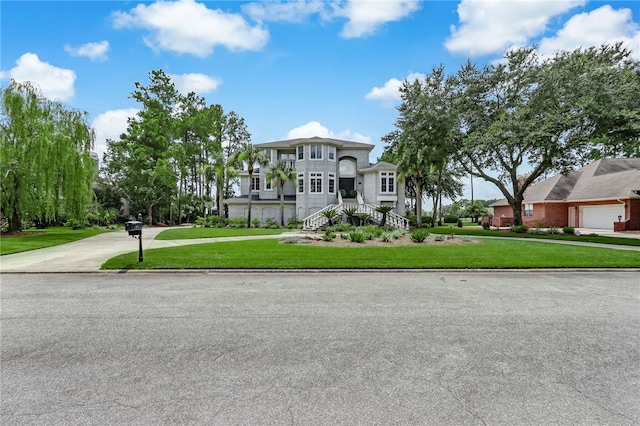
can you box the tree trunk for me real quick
[511,193,524,226]
[279,185,285,227]
[415,175,422,228]
[147,204,153,226]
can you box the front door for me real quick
[339,178,355,192]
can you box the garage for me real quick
[581,205,625,229]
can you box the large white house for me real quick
[225,137,408,230]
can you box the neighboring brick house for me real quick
[226,137,408,229]
[491,158,640,230]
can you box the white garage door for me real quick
[581,205,624,229]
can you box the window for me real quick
[263,149,272,163]
[328,146,335,161]
[380,172,395,193]
[265,179,273,191]
[310,172,322,193]
[524,203,533,217]
[297,145,304,160]
[339,159,356,176]
[297,173,304,193]
[251,177,260,191]
[310,144,322,159]
[328,173,335,194]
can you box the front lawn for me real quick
[155,227,290,240]
[1,227,111,255]
[430,226,640,246]
[102,238,640,270]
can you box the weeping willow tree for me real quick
[0,81,95,232]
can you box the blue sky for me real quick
[2,0,639,201]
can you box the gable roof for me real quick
[256,136,375,150]
[492,158,640,206]
[360,161,398,173]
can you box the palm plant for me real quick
[322,209,338,226]
[265,160,297,226]
[374,205,393,227]
[343,207,357,225]
[239,143,270,228]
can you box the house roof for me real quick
[360,161,398,173]
[492,158,640,206]
[256,136,375,150]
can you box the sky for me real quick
[2,0,639,202]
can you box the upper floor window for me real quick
[251,177,260,192]
[297,173,304,193]
[310,144,322,160]
[339,159,356,177]
[265,178,273,191]
[263,149,272,163]
[328,146,335,161]
[380,172,395,193]
[310,172,322,193]
[297,145,304,160]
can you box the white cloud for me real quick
[242,0,325,23]
[112,0,269,57]
[1,53,75,101]
[64,40,110,61]
[365,72,425,101]
[445,0,586,56]
[538,5,640,60]
[286,121,372,143]
[169,73,222,95]
[91,109,139,162]
[336,0,421,38]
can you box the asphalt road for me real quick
[1,271,639,425]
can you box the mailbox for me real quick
[125,220,143,236]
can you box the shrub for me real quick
[434,235,444,242]
[361,225,383,238]
[65,219,85,230]
[482,222,491,230]
[443,214,459,224]
[391,229,406,239]
[287,217,303,229]
[227,217,248,228]
[264,217,279,229]
[457,219,463,228]
[251,217,261,228]
[330,222,355,232]
[410,229,429,243]
[562,226,575,235]
[381,232,392,242]
[510,225,529,234]
[322,231,336,241]
[548,227,560,235]
[195,216,206,227]
[406,215,433,228]
[348,231,366,243]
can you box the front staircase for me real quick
[302,193,409,231]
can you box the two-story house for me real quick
[226,136,408,230]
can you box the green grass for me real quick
[102,238,640,270]
[430,226,640,246]
[1,227,111,255]
[155,227,290,240]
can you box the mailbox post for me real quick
[125,214,144,262]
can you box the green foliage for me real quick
[227,217,248,228]
[265,161,297,226]
[264,217,279,229]
[562,227,575,235]
[381,232,393,242]
[482,222,491,230]
[443,214,458,223]
[65,219,86,230]
[375,205,394,227]
[1,81,95,232]
[410,229,430,243]
[406,215,432,228]
[548,227,560,235]
[511,225,529,234]
[322,230,336,242]
[251,217,261,228]
[328,223,355,233]
[457,219,464,228]
[286,218,303,229]
[240,143,270,228]
[322,209,338,226]
[348,231,366,243]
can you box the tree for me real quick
[104,69,179,225]
[464,201,489,223]
[454,44,639,226]
[383,66,462,227]
[239,143,270,227]
[265,160,296,226]
[1,81,95,232]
